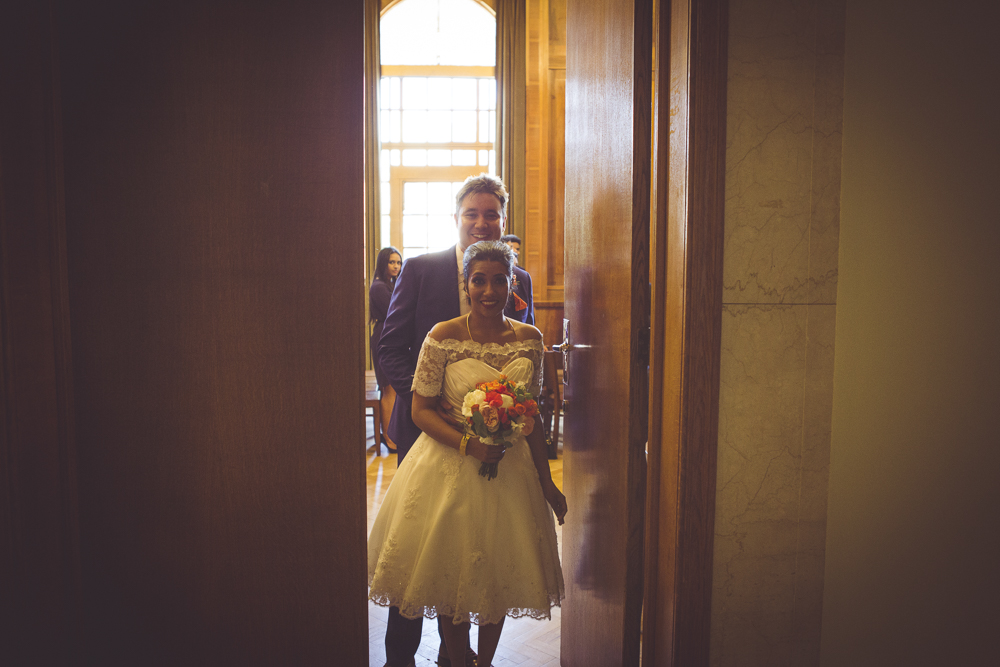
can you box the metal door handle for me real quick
[556,339,591,354]
[558,318,590,387]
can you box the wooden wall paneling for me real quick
[546,0,566,297]
[55,1,367,663]
[533,300,565,347]
[525,0,551,300]
[0,3,79,663]
[546,67,566,295]
[642,0,728,665]
[548,0,567,67]
[525,0,565,303]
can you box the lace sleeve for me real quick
[411,335,449,397]
[533,352,544,398]
[527,338,544,398]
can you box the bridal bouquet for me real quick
[461,376,539,480]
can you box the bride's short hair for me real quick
[462,241,515,283]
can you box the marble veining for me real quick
[712,304,837,666]
[711,1,845,665]
[722,0,845,307]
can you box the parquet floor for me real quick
[365,415,564,667]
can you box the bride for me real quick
[368,240,568,667]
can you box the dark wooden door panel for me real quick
[562,0,652,664]
[55,1,367,663]
[0,5,78,663]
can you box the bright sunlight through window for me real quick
[380,0,496,259]
[381,0,496,67]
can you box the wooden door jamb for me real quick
[642,0,728,665]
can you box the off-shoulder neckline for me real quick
[423,335,544,350]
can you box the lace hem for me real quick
[367,590,564,626]
[411,336,545,398]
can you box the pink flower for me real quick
[481,405,500,432]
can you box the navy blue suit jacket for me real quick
[377,245,535,460]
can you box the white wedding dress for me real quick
[367,335,564,625]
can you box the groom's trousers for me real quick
[384,606,421,666]
[385,606,454,666]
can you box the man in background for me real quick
[500,234,533,317]
[501,233,521,265]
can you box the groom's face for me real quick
[455,192,505,251]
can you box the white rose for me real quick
[462,389,486,417]
[500,394,514,409]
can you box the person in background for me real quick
[377,173,534,667]
[500,233,521,266]
[370,246,402,453]
[500,234,532,320]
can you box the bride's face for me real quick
[466,259,511,317]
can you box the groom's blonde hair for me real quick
[454,173,508,218]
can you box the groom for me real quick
[377,173,534,667]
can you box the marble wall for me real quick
[710,1,845,665]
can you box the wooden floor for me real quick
[365,417,564,667]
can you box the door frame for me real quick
[643,0,728,665]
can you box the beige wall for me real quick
[821,1,1000,665]
[711,1,846,664]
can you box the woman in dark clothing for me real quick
[370,246,402,453]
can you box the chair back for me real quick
[540,350,563,457]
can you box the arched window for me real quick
[379,0,496,258]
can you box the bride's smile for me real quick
[467,260,511,318]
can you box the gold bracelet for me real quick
[459,433,470,456]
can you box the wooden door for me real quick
[561,0,652,664]
[0,6,79,663]
[641,1,728,665]
[51,1,368,663]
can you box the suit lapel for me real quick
[442,245,461,319]
[416,246,460,345]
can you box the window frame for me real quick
[379,66,496,256]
